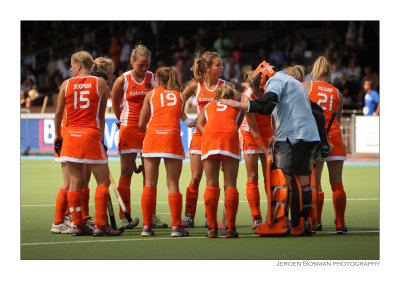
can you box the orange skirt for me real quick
[142,129,184,160]
[326,128,347,161]
[60,127,108,164]
[118,124,145,154]
[189,132,202,155]
[201,131,240,161]
[240,128,271,155]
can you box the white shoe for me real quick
[171,226,189,237]
[64,213,74,228]
[51,222,73,234]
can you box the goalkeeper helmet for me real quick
[253,61,276,91]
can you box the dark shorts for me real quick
[272,139,319,176]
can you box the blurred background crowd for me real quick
[21,21,379,113]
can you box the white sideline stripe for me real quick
[21,230,380,246]
[21,198,380,207]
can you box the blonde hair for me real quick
[130,44,151,66]
[214,84,235,101]
[71,51,93,71]
[285,65,305,82]
[91,57,114,76]
[156,67,183,92]
[311,56,331,81]
[245,71,256,88]
[191,51,220,81]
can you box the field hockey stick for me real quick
[326,111,337,134]
[109,171,138,228]
[107,195,118,230]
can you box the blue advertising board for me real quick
[20,115,193,154]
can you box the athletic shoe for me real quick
[72,224,93,236]
[252,216,262,230]
[141,225,154,237]
[336,225,348,234]
[207,227,218,238]
[152,215,168,228]
[51,222,73,234]
[64,213,73,228]
[225,228,239,238]
[84,217,95,230]
[316,222,323,231]
[92,225,122,237]
[182,214,195,228]
[120,215,139,230]
[204,217,209,228]
[171,226,189,237]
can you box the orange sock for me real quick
[316,186,324,224]
[332,183,346,226]
[185,182,199,217]
[81,188,90,219]
[67,190,84,227]
[203,187,220,229]
[54,188,68,224]
[118,176,131,219]
[246,181,261,219]
[168,193,183,227]
[141,186,157,226]
[225,188,239,229]
[94,185,109,227]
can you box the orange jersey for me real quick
[308,81,341,131]
[147,87,184,132]
[202,100,241,160]
[64,76,102,129]
[308,81,346,160]
[192,79,226,135]
[240,87,273,136]
[120,71,155,127]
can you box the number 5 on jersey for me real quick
[74,90,90,109]
[216,101,227,111]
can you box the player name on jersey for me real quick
[317,85,333,92]
[73,83,92,90]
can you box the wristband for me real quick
[184,118,193,127]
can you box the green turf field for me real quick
[20,158,379,260]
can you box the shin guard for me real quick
[185,182,199,218]
[246,181,261,219]
[168,193,183,227]
[141,186,157,227]
[332,183,346,226]
[255,159,290,236]
[225,188,239,229]
[94,185,109,227]
[204,187,220,229]
[54,188,68,224]
[67,190,84,227]
[81,187,90,220]
[117,177,131,219]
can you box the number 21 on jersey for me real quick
[317,92,333,111]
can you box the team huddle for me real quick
[50,44,348,238]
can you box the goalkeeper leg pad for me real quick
[255,168,290,236]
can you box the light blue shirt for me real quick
[266,71,320,144]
